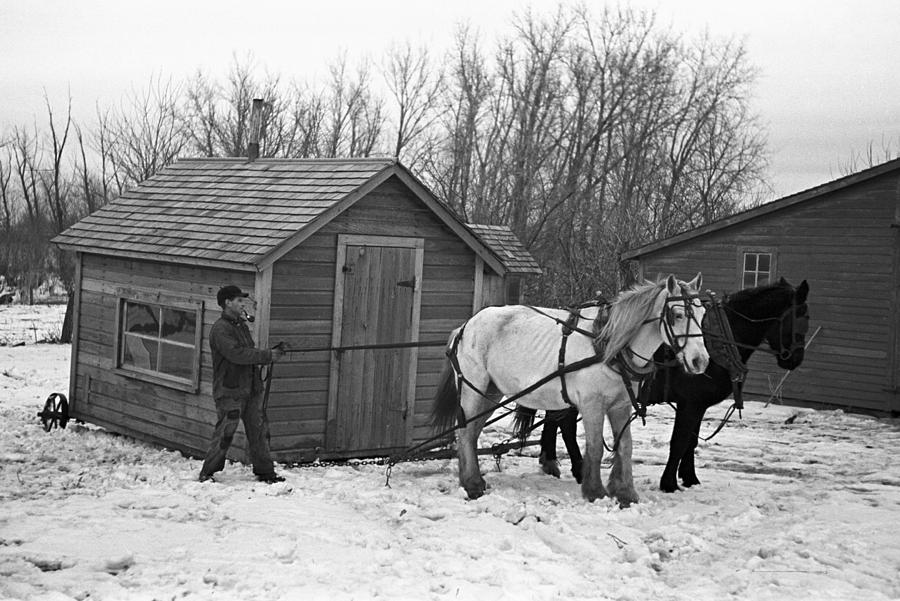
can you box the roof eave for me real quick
[622,157,900,260]
[54,242,257,272]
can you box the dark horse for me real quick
[529,278,810,493]
[655,277,809,492]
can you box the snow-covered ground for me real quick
[1,304,899,601]
[0,303,65,346]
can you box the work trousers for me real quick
[199,391,275,478]
[540,407,582,463]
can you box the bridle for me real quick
[657,285,706,356]
[721,295,809,361]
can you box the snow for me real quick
[1,304,899,601]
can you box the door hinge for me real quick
[396,277,416,290]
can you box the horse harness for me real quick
[445,317,607,430]
[446,289,706,430]
[699,292,748,410]
[521,302,657,419]
[699,290,809,411]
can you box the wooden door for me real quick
[326,235,424,453]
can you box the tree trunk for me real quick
[61,292,74,343]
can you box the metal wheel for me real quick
[37,392,69,432]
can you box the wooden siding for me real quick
[634,173,900,413]
[478,273,506,309]
[267,176,475,460]
[73,254,252,459]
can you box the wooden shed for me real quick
[622,157,900,415]
[52,158,520,462]
[466,223,542,308]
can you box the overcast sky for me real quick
[1,0,899,199]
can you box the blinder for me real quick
[659,286,705,354]
[775,297,809,361]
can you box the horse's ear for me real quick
[797,279,809,303]
[779,276,788,285]
[684,272,702,291]
[665,274,678,295]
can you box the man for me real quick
[199,285,286,483]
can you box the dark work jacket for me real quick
[209,313,273,400]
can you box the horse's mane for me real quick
[726,280,793,318]
[598,279,667,363]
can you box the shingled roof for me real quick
[53,158,505,274]
[465,224,542,275]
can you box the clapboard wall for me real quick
[73,254,245,456]
[632,171,900,413]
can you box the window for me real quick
[742,251,773,288]
[116,294,203,391]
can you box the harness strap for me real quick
[705,294,748,411]
[611,350,656,424]
[445,325,469,429]
[526,305,596,338]
[557,310,581,406]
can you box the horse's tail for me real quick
[512,406,537,442]
[430,327,463,434]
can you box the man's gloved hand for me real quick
[270,343,286,362]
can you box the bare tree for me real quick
[839,134,900,175]
[183,69,220,157]
[74,124,102,215]
[323,53,385,157]
[94,105,126,200]
[383,42,445,166]
[40,90,73,235]
[281,82,327,157]
[426,5,766,304]
[106,74,187,185]
[0,147,14,278]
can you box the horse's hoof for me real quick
[464,483,486,500]
[580,485,608,503]
[681,477,700,488]
[539,452,561,478]
[540,461,561,478]
[659,480,681,492]
[462,477,486,500]
[572,463,583,484]
[617,490,639,507]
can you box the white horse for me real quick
[431,274,709,506]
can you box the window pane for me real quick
[122,333,158,370]
[161,307,196,344]
[743,253,756,271]
[743,273,756,288]
[159,342,194,380]
[757,253,771,272]
[125,302,159,335]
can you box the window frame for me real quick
[113,287,204,393]
[737,247,777,289]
